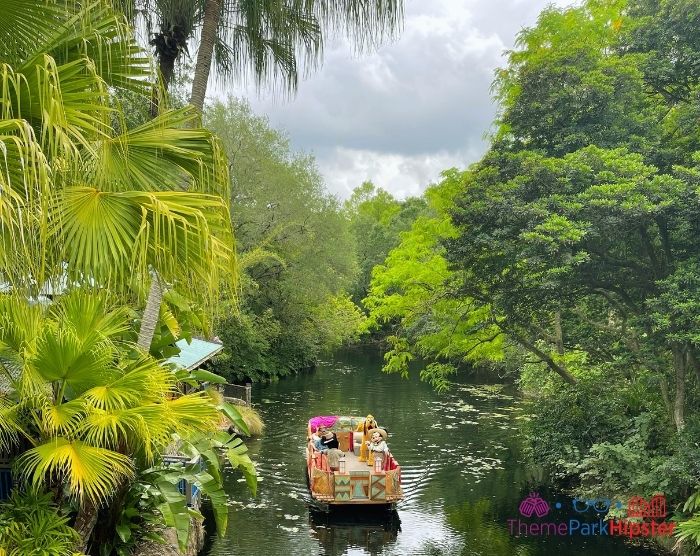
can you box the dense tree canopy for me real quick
[344,181,426,303]
[205,98,362,381]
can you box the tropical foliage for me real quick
[0,1,254,553]
[0,291,255,553]
[0,0,235,309]
[363,171,503,390]
[0,491,80,556]
[117,0,403,110]
[205,98,361,382]
[344,181,426,304]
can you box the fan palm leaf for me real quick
[51,187,235,297]
[92,106,228,195]
[41,398,86,436]
[0,396,24,451]
[18,438,134,504]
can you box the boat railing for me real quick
[308,444,403,503]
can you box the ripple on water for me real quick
[207,352,649,556]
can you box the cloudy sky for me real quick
[224,0,571,199]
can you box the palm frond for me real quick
[0,396,25,451]
[214,0,322,92]
[165,393,221,433]
[0,0,70,64]
[41,399,86,436]
[18,438,134,504]
[48,290,131,344]
[33,326,116,395]
[83,357,174,410]
[311,0,403,50]
[52,187,235,300]
[92,106,229,196]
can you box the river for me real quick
[205,348,660,556]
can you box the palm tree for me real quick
[0,291,229,549]
[1,1,254,548]
[0,0,236,329]
[118,0,404,111]
[112,0,402,350]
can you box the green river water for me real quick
[205,348,661,556]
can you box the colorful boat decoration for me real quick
[306,415,403,507]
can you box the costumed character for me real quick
[356,414,377,462]
[365,428,389,468]
[321,430,339,450]
[311,426,326,452]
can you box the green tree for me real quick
[364,170,503,390]
[205,98,360,381]
[623,0,700,104]
[493,0,659,157]
[447,146,700,424]
[345,182,427,303]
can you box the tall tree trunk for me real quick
[190,0,222,112]
[74,498,98,553]
[137,275,163,351]
[553,311,564,355]
[672,344,686,431]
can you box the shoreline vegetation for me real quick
[2,0,700,555]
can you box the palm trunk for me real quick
[74,498,99,553]
[137,275,163,351]
[190,0,222,112]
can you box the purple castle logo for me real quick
[519,493,550,518]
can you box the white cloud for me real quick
[316,146,482,198]
[218,0,576,199]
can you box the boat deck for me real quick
[343,450,373,472]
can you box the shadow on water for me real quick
[205,347,665,556]
[308,507,401,556]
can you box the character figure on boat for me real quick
[306,415,403,507]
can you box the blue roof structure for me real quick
[165,338,224,370]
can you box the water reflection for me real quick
[308,508,400,556]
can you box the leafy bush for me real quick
[94,481,165,556]
[523,357,700,505]
[522,364,631,482]
[0,491,79,556]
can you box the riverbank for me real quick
[135,519,205,556]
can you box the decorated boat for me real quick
[305,415,403,507]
